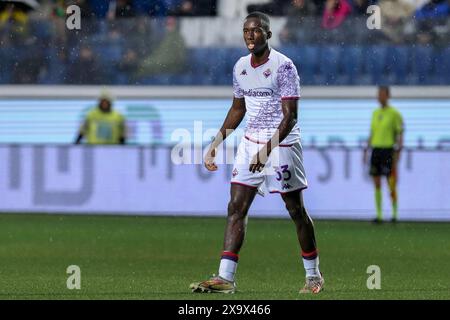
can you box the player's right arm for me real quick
[205,97,246,171]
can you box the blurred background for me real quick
[0,0,449,85]
[0,0,449,220]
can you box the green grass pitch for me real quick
[0,213,449,299]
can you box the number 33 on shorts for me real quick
[275,165,291,181]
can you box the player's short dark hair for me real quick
[245,11,271,31]
[378,86,390,97]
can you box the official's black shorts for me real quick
[370,148,394,176]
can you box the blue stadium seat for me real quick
[174,74,196,86]
[414,45,434,85]
[133,0,168,16]
[95,44,123,63]
[282,46,319,85]
[434,46,450,85]
[223,47,247,78]
[89,0,110,18]
[279,46,300,66]
[444,46,450,84]
[38,48,67,84]
[0,47,13,84]
[386,46,411,85]
[209,47,229,85]
[341,46,364,85]
[318,46,341,85]
[226,48,248,68]
[89,42,123,84]
[188,48,212,85]
[30,20,51,39]
[365,45,389,85]
[115,72,130,85]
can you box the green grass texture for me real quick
[0,214,448,300]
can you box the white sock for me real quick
[219,258,238,282]
[303,256,320,278]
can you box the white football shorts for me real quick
[230,136,308,195]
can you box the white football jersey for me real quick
[233,48,301,145]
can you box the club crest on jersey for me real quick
[232,168,239,177]
[263,68,271,78]
[240,69,247,76]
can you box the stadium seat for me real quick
[279,46,301,66]
[173,74,196,86]
[38,48,67,84]
[386,46,411,85]
[318,46,341,85]
[0,47,13,83]
[283,46,319,85]
[188,48,213,85]
[133,0,169,16]
[29,20,52,40]
[90,42,123,84]
[224,47,248,74]
[341,46,364,85]
[208,47,229,85]
[89,0,110,18]
[365,45,389,85]
[115,72,130,85]
[229,47,248,62]
[444,46,450,84]
[414,45,434,85]
[434,46,450,84]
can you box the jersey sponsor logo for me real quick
[242,88,274,98]
[240,69,247,75]
[263,68,272,78]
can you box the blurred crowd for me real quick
[278,0,450,46]
[0,0,449,85]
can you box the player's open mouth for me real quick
[247,43,255,50]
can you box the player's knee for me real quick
[227,200,249,219]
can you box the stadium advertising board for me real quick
[1,145,449,220]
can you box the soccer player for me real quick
[363,86,404,223]
[75,96,127,145]
[190,12,324,294]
